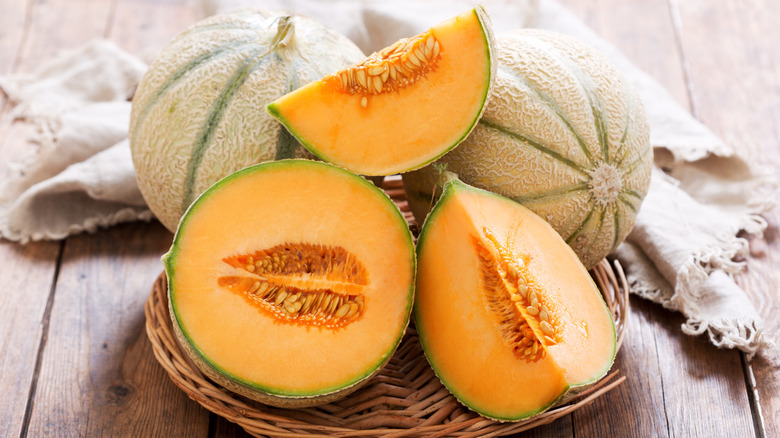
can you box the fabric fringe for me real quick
[681,317,774,358]
[628,221,775,356]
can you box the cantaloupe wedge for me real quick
[266,7,496,176]
[414,175,616,421]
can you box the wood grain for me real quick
[0,0,31,157]
[671,1,780,437]
[111,0,204,62]
[0,2,63,437]
[572,297,669,438]
[0,240,61,437]
[558,0,760,436]
[12,0,113,74]
[2,0,210,436]
[23,222,210,436]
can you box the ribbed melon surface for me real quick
[130,9,364,231]
[404,29,652,269]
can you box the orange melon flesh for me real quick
[266,7,495,176]
[163,160,415,405]
[414,178,616,420]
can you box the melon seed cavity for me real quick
[218,243,368,329]
[473,228,561,362]
[334,31,441,97]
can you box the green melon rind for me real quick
[414,177,616,421]
[163,159,416,407]
[266,6,497,176]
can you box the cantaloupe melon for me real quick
[130,9,365,232]
[414,174,616,421]
[266,7,496,176]
[404,29,652,269]
[164,160,415,407]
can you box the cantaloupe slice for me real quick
[163,160,415,407]
[266,7,495,176]
[414,175,616,421]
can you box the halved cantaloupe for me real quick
[414,175,616,421]
[266,7,496,176]
[163,160,415,407]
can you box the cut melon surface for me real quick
[266,7,496,176]
[414,177,616,421]
[163,160,415,407]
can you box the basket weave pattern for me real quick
[144,177,629,437]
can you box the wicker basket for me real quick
[144,177,630,437]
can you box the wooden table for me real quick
[1,0,778,436]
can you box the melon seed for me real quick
[220,243,370,328]
[368,65,386,76]
[473,230,561,363]
[335,32,441,96]
[356,69,368,88]
[335,303,350,318]
[345,303,359,319]
[540,321,554,337]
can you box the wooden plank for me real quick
[558,1,758,436]
[0,1,64,436]
[0,0,31,154]
[671,1,780,437]
[559,0,690,106]
[0,0,28,75]
[0,240,61,437]
[12,0,113,74]
[6,0,207,434]
[23,222,210,436]
[572,297,669,437]
[110,0,203,61]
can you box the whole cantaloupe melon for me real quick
[404,29,652,269]
[130,9,365,232]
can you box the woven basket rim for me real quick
[144,256,628,437]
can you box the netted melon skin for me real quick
[404,29,652,269]
[130,9,365,232]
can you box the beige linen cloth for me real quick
[0,0,775,354]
